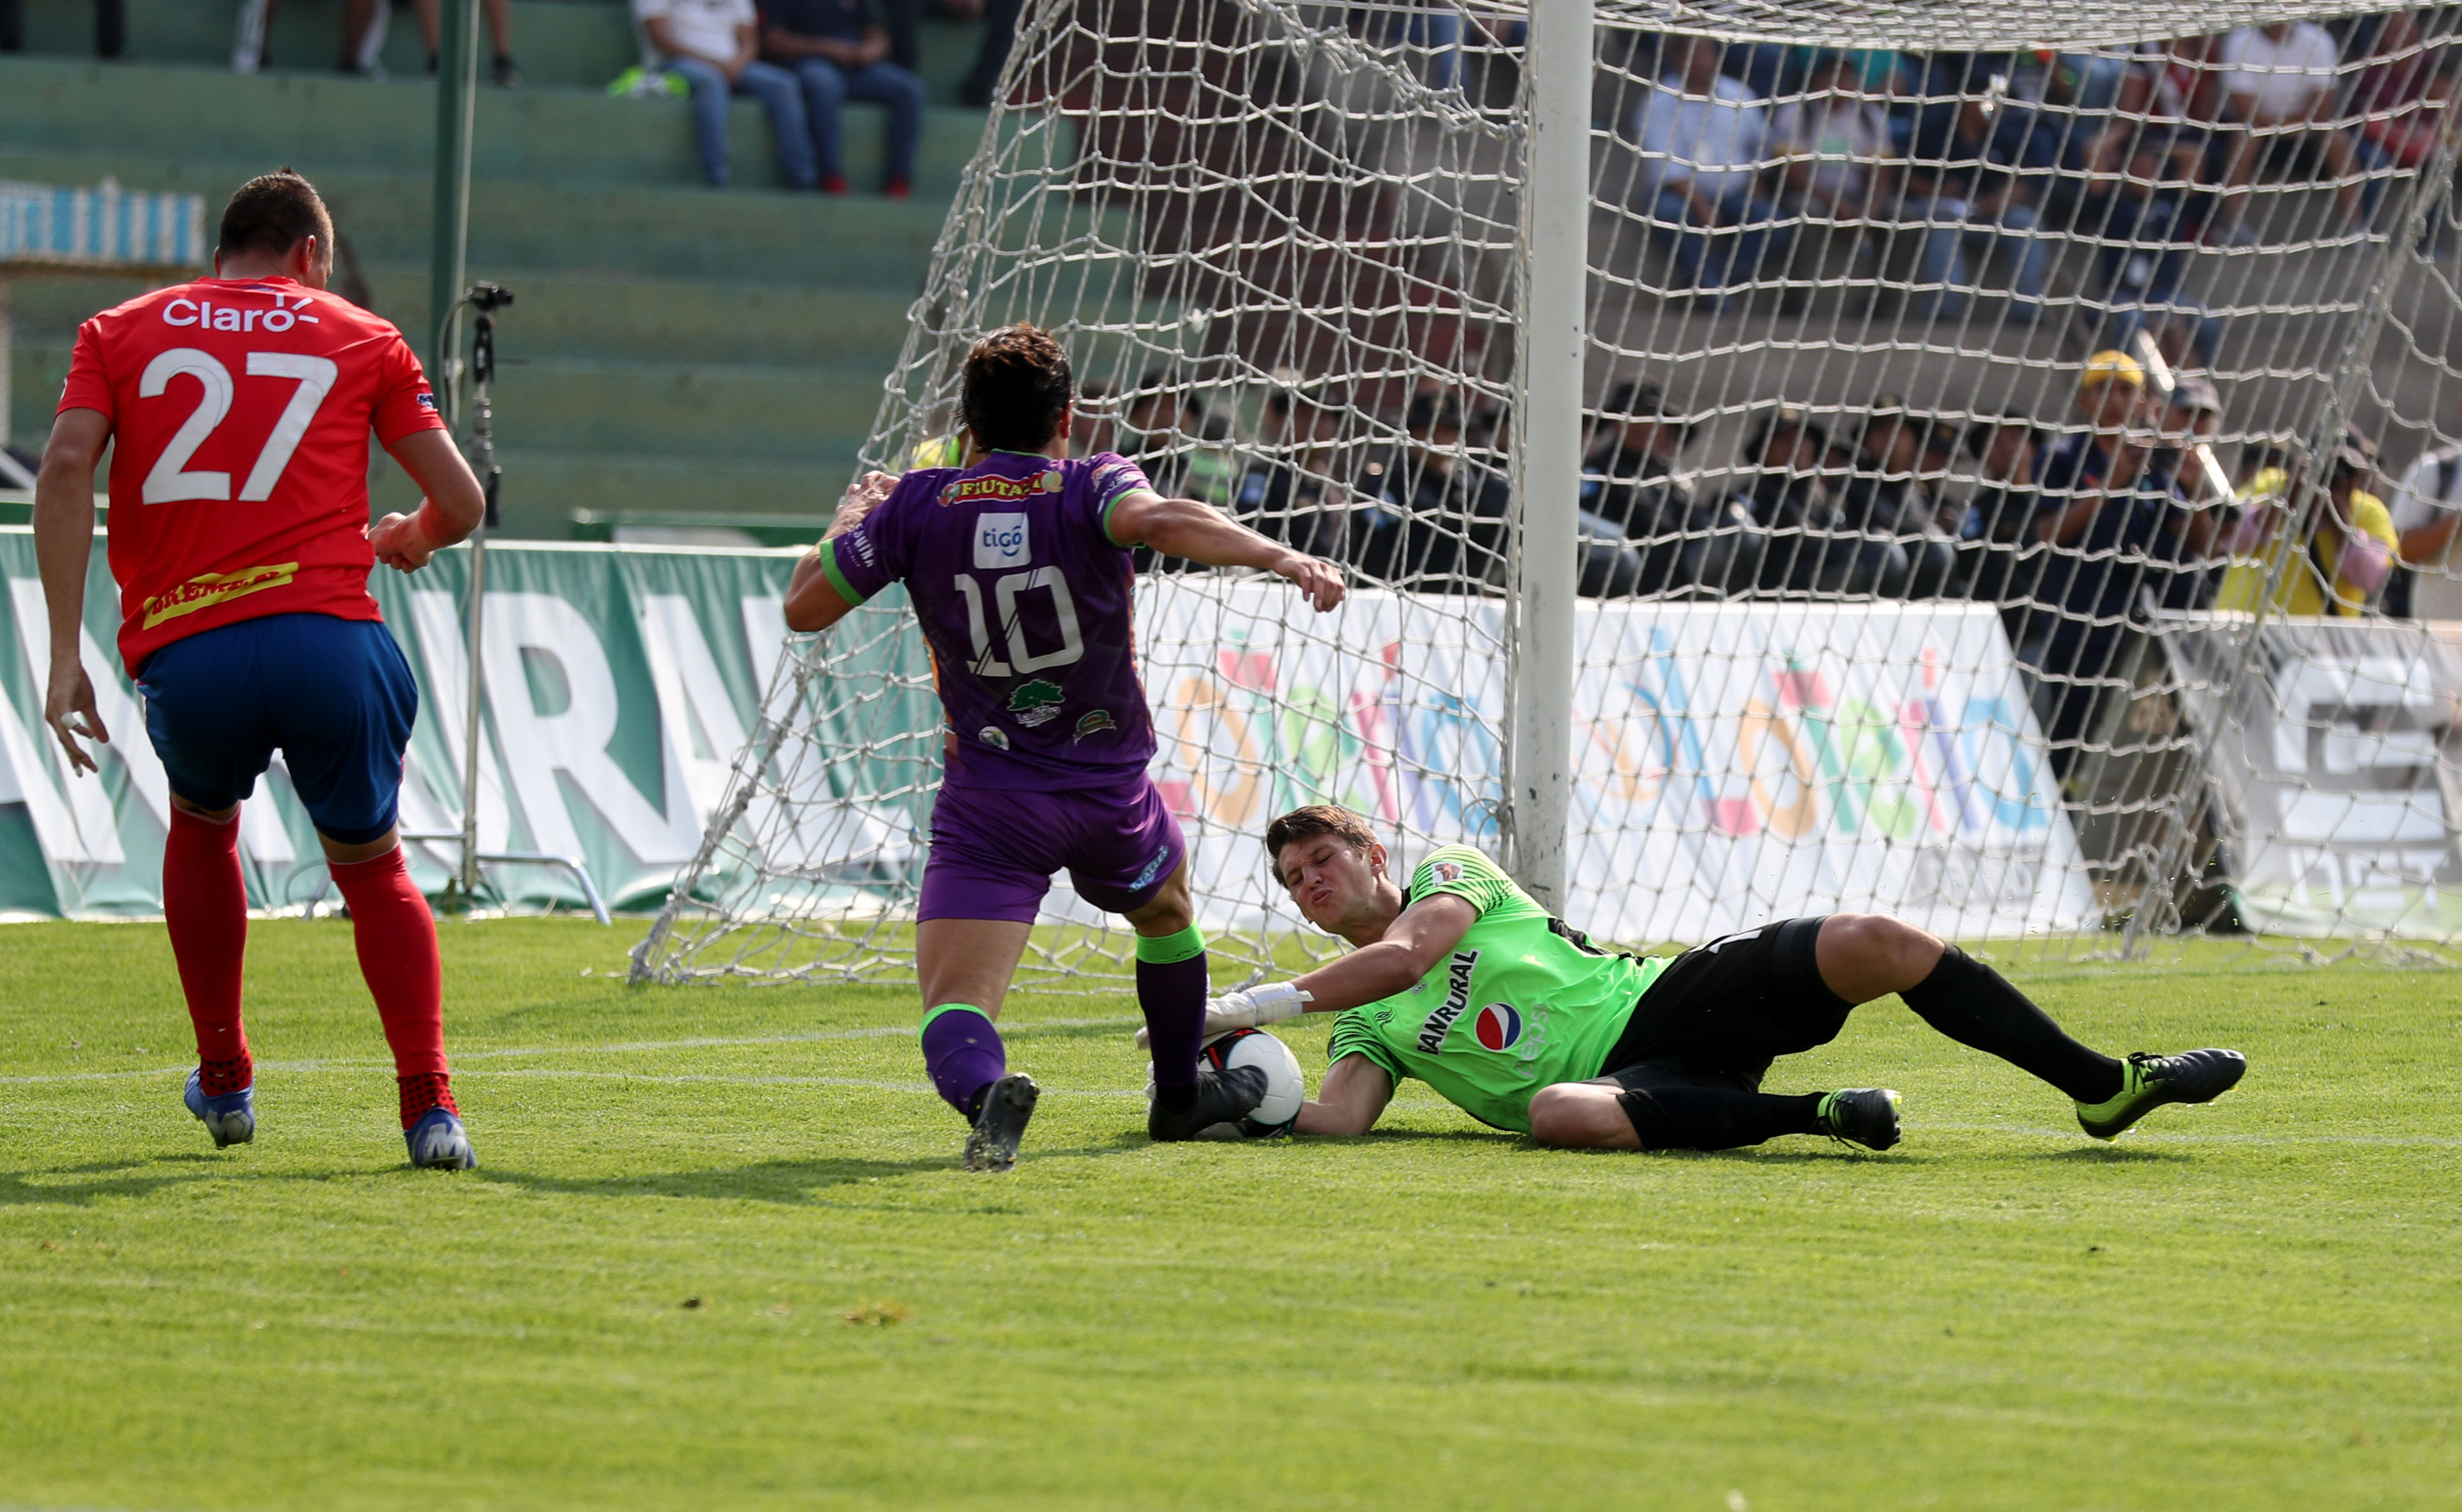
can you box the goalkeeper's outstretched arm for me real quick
[1104,488,1347,611]
[1296,1055,1394,1137]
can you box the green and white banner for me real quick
[0,531,810,918]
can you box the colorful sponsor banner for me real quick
[1096,584,2093,941]
[4,531,2088,940]
[2163,615,2462,937]
[0,531,811,918]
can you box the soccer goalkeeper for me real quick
[1210,806,2244,1151]
[781,326,1346,1170]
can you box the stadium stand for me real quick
[0,0,991,539]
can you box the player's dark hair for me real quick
[217,169,333,262]
[962,324,1074,453]
[1265,805,1378,886]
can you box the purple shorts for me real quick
[916,775,1186,924]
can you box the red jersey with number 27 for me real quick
[56,276,448,674]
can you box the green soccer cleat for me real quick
[2074,1049,2247,1140]
[1815,1087,1901,1151]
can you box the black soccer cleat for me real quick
[1816,1087,1903,1151]
[2074,1048,2247,1140]
[963,1073,1039,1172]
[1146,1065,1269,1142]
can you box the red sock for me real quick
[165,806,251,1095]
[327,846,454,1128]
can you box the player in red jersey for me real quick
[33,169,490,1168]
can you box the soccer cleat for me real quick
[2074,1049,2247,1140]
[1146,1065,1268,1142]
[405,1106,478,1170]
[183,1069,256,1149]
[1815,1087,1902,1151]
[963,1073,1039,1173]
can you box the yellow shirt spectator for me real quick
[2215,467,2399,617]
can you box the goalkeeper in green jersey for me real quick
[1198,805,2245,1152]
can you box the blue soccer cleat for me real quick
[183,1069,256,1149]
[405,1106,478,1170]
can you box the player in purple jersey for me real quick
[783,326,1347,1170]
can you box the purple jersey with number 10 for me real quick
[819,449,1158,790]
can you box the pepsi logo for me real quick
[1473,1003,1521,1051]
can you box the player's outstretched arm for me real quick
[1202,893,1479,1038]
[783,469,900,631]
[33,408,112,775]
[1105,488,1346,612]
[369,430,487,573]
[1295,1055,1394,1137]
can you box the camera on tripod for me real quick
[465,281,515,313]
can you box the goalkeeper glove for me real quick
[1132,981,1312,1050]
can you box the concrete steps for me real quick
[0,34,993,534]
[6,0,992,104]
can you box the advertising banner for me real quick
[0,530,805,918]
[2163,614,2462,937]
[1105,584,2093,941]
[4,532,2089,940]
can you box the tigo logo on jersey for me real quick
[974,513,1030,569]
[1473,1004,1522,1051]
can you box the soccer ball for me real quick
[1148,1027,1305,1138]
[1199,1028,1305,1138]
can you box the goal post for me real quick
[634,0,2462,985]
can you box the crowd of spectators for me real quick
[634,0,926,192]
[1088,340,2458,776]
[1603,15,2454,340]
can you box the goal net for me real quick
[633,0,2462,985]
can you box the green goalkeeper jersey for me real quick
[1325,846,1669,1133]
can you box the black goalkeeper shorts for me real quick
[1587,916,1853,1096]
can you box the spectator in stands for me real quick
[1917,418,1968,536]
[637,0,820,190]
[2072,45,2223,360]
[1581,380,1761,595]
[2156,373,2231,513]
[1767,49,1898,278]
[1958,410,2048,609]
[2038,350,2143,506]
[2388,397,2462,620]
[1072,379,1119,458]
[1123,375,1237,510]
[1352,395,1511,593]
[1,0,122,58]
[762,0,928,195]
[955,0,1019,107]
[2348,9,2455,182]
[1236,382,1352,560]
[1726,404,1889,596]
[2020,403,2192,775]
[406,0,520,84]
[2217,429,2398,617]
[1903,76,2057,323]
[1839,402,1946,596]
[2208,19,2363,236]
[1632,36,1790,313]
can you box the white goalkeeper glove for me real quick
[1133,981,1311,1050]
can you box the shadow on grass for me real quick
[2032,1144,2193,1164]
[473,1144,1145,1206]
[0,1156,243,1206]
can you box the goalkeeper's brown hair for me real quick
[960,324,1073,453]
[1265,805,1379,886]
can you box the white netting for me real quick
[634,0,2462,984]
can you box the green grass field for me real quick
[1,919,2456,1511]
